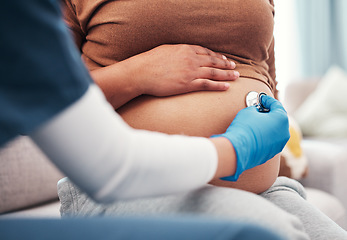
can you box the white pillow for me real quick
[294,66,347,138]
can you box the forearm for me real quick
[30,85,224,203]
[90,60,142,109]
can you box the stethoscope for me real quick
[245,91,270,112]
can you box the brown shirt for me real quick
[62,0,277,96]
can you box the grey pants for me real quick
[261,177,347,239]
[58,177,346,240]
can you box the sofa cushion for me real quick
[294,66,347,138]
[0,136,63,214]
[283,79,319,115]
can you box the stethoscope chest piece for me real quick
[245,91,270,112]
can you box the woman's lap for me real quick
[58,177,308,239]
[261,177,347,239]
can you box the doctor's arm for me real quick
[30,84,289,202]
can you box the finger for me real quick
[193,45,218,56]
[192,45,236,69]
[198,67,240,81]
[260,95,286,113]
[192,45,228,60]
[189,79,230,91]
[199,54,236,69]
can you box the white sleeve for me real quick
[30,85,218,203]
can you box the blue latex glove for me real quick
[212,95,290,181]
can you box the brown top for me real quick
[62,0,277,96]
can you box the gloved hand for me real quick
[212,95,290,181]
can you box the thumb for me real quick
[260,95,286,113]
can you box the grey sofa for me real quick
[0,81,346,230]
[284,79,347,229]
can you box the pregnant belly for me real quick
[117,77,273,137]
[117,77,280,193]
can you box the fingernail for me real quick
[234,71,240,77]
[222,55,227,60]
[230,61,236,68]
[224,83,230,89]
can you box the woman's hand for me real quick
[91,44,239,109]
[127,44,239,96]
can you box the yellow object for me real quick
[287,126,303,158]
